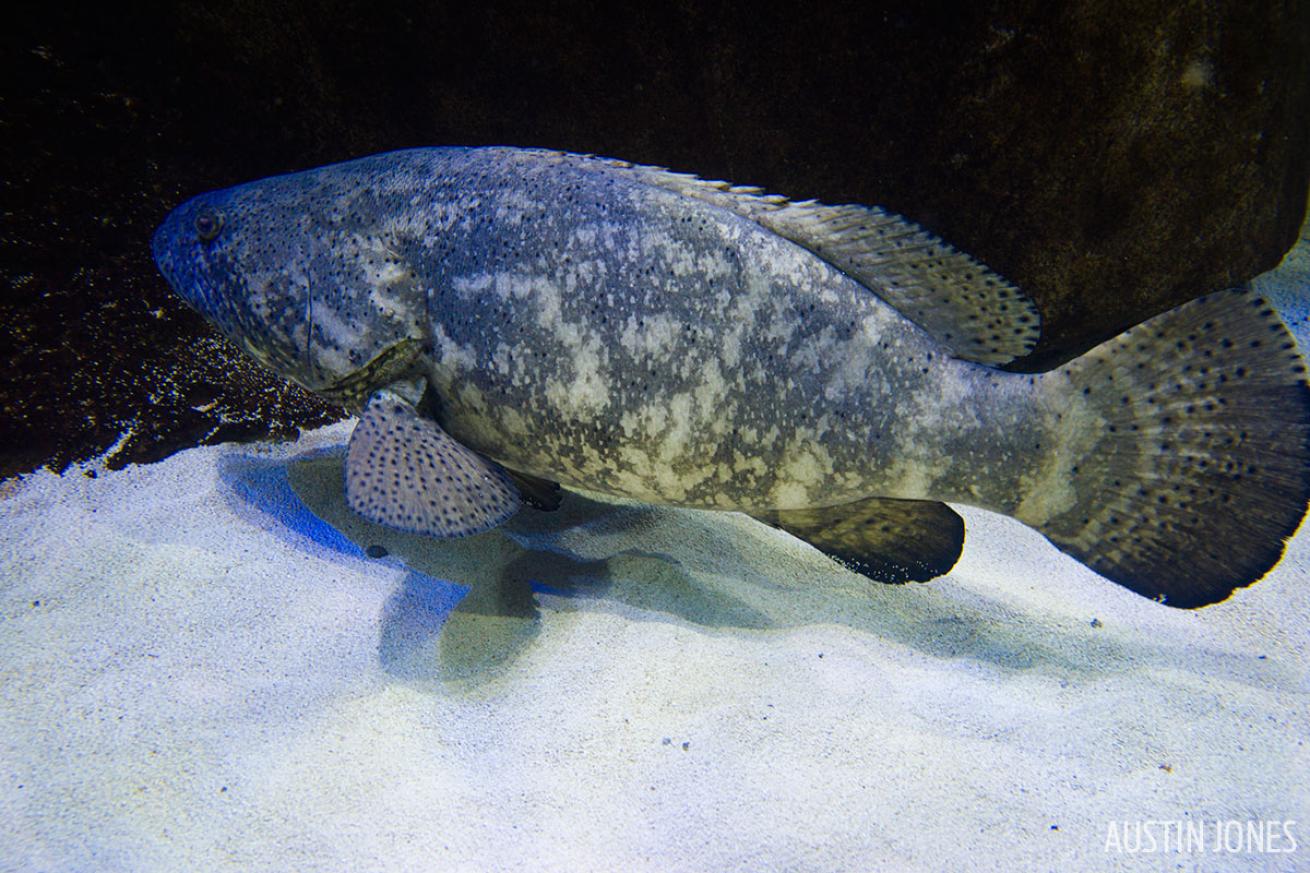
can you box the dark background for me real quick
[3,1,1308,478]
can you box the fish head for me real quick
[152,168,427,405]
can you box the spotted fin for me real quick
[546,150,1040,365]
[345,388,521,537]
[1028,289,1310,607]
[755,497,965,583]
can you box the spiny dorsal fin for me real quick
[345,388,521,537]
[536,150,1041,366]
[755,496,965,583]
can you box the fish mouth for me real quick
[151,206,212,318]
[151,216,185,296]
[150,225,170,279]
[315,338,426,409]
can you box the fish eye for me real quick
[194,207,223,242]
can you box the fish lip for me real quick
[150,218,175,284]
[151,203,216,318]
[151,202,196,298]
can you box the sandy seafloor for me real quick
[4,235,1310,873]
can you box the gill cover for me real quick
[151,166,427,395]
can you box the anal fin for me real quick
[755,497,965,583]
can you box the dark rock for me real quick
[2,2,1306,477]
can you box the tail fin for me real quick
[1032,289,1310,607]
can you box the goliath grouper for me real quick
[152,147,1310,607]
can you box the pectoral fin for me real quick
[755,497,965,583]
[345,388,521,537]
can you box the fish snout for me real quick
[150,220,178,289]
[151,202,201,301]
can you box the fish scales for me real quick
[380,149,1035,513]
[153,146,1310,607]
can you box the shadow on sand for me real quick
[217,447,1290,694]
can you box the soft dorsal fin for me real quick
[345,388,521,537]
[754,496,966,583]
[542,150,1041,365]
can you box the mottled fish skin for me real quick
[154,147,1049,515]
[154,146,1310,607]
[419,149,1059,515]
[152,160,430,398]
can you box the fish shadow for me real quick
[218,448,1294,695]
[220,448,768,685]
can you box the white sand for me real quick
[3,236,1309,871]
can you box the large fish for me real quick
[152,147,1310,607]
